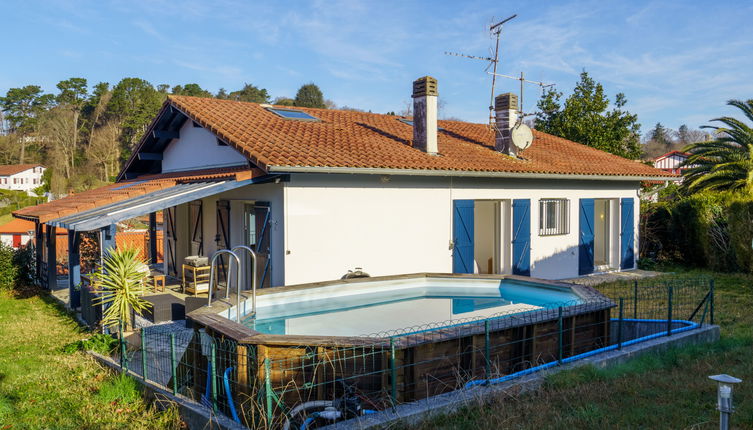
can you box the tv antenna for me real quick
[445,14,555,126]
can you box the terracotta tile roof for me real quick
[0,164,42,176]
[13,166,259,222]
[0,218,67,235]
[166,95,675,179]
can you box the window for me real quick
[267,107,319,121]
[539,199,570,236]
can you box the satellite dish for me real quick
[511,123,534,150]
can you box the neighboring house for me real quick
[653,151,690,177]
[0,218,65,249]
[0,164,45,195]
[14,76,674,302]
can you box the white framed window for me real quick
[539,198,570,236]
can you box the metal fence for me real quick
[114,276,715,429]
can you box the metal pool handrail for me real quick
[207,250,241,318]
[231,245,258,321]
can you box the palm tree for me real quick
[92,246,152,330]
[683,99,753,192]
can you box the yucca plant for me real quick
[683,99,753,193]
[91,246,152,330]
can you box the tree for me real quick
[535,71,641,159]
[55,77,88,167]
[228,83,270,103]
[105,78,165,152]
[683,99,753,193]
[38,106,77,181]
[677,124,708,146]
[294,83,326,109]
[82,82,112,148]
[272,96,295,106]
[0,86,55,163]
[171,83,212,98]
[88,120,122,181]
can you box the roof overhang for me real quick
[268,165,676,182]
[47,175,280,231]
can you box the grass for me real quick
[406,269,753,429]
[0,213,14,226]
[0,286,182,429]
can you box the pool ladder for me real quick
[207,246,258,323]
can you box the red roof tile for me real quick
[0,164,42,176]
[13,166,259,222]
[164,96,674,179]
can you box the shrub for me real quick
[13,244,36,286]
[63,333,119,355]
[728,199,753,273]
[0,244,18,290]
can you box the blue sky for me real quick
[1,0,752,133]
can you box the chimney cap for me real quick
[412,76,438,98]
[495,93,519,111]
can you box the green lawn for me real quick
[0,288,181,429]
[408,270,753,429]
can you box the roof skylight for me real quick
[267,107,319,121]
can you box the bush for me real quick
[63,333,119,355]
[728,199,753,273]
[0,244,18,290]
[13,244,36,286]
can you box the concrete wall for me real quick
[282,174,640,285]
[161,121,247,173]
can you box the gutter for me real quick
[267,165,675,182]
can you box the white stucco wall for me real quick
[281,174,640,284]
[0,166,45,195]
[0,233,31,248]
[161,121,247,173]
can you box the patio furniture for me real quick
[182,264,212,296]
[152,274,166,292]
[141,294,185,323]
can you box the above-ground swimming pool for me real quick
[234,277,586,336]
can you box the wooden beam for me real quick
[46,226,56,290]
[148,212,158,265]
[137,152,163,161]
[152,129,179,140]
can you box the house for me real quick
[13,76,674,305]
[0,218,36,248]
[0,164,45,195]
[653,150,690,178]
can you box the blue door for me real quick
[452,200,474,273]
[512,199,531,276]
[620,198,635,270]
[579,199,595,275]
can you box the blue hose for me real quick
[200,360,212,408]
[300,413,319,430]
[223,366,241,423]
[465,319,699,389]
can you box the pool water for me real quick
[240,279,583,337]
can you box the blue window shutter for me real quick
[620,198,635,269]
[512,199,531,276]
[452,200,474,274]
[579,199,595,275]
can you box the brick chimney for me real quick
[412,76,438,154]
[494,93,519,156]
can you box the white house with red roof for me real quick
[15,77,675,306]
[0,164,45,195]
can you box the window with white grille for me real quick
[539,199,570,236]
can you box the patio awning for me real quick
[46,175,273,231]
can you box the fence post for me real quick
[557,306,564,364]
[667,285,673,336]
[264,357,273,423]
[710,278,715,325]
[484,319,491,381]
[633,280,638,319]
[389,337,397,405]
[617,298,624,350]
[210,342,217,412]
[141,329,147,382]
[170,333,177,396]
